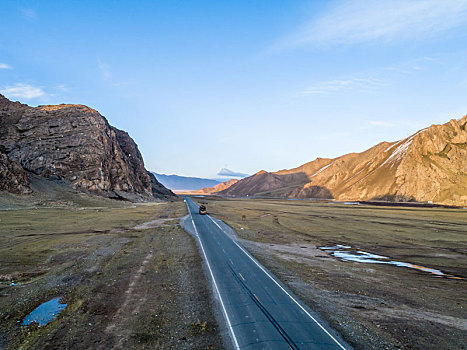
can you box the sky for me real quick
[1,0,467,179]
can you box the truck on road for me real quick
[199,205,207,215]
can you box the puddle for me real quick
[320,245,464,280]
[320,244,351,250]
[328,201,362,205]
[21,297,67,326]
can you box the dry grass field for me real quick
[194,197,467,350]
[2,191,465,350]
[0,200,223,350]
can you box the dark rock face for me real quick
[0,94,174,199]
[0,149,31,194]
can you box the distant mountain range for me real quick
[152,173,223,191]
[212,115,467,206]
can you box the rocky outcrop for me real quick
[0,94,174,200]
[0,149,31,194]
[219,116,467,206]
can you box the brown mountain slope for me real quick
[219,116,467,205]
[177,179,238,195]
[0,95,174,200]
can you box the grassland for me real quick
[0,199,224,349]
[195,197,467,350]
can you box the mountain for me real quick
[0,94,174,200]
[177,179,238,195]
[219,116,467,206]
[152,173,222,191]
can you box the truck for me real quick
[199,205,207,215]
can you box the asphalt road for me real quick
[185,197,351,350]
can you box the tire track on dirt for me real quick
[104,250,154,349]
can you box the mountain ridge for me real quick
[218,116,467,205]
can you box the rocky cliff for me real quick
[0,149,31,194]
[0,94,174,200]
[219,116,467,205]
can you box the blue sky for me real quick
[1,0,467,178]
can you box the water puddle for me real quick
[320,245,464,280]
[328,201,362,205]
[21,297,67,326]
[320,244,351,250]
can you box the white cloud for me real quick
[21,8,37,19]
[97,59,112,80]
[300,56,437,96]
[302,77,387,95]
[96,60,127,87]
[277,0,467,49]
[56,84,69,92]
[383,57,435,75]
[0,83,45,99]
[0,63,12,69]
[217,168,249,178]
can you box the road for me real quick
[184,197,351,350]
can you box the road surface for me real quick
[184,197,351,350]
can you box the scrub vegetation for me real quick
[0,200,223,349]
[195,197,467,350]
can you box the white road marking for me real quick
[186,202,241,350]
[208,215,348,350]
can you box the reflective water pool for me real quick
[320,245,463,279]
[21,297,67,326]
